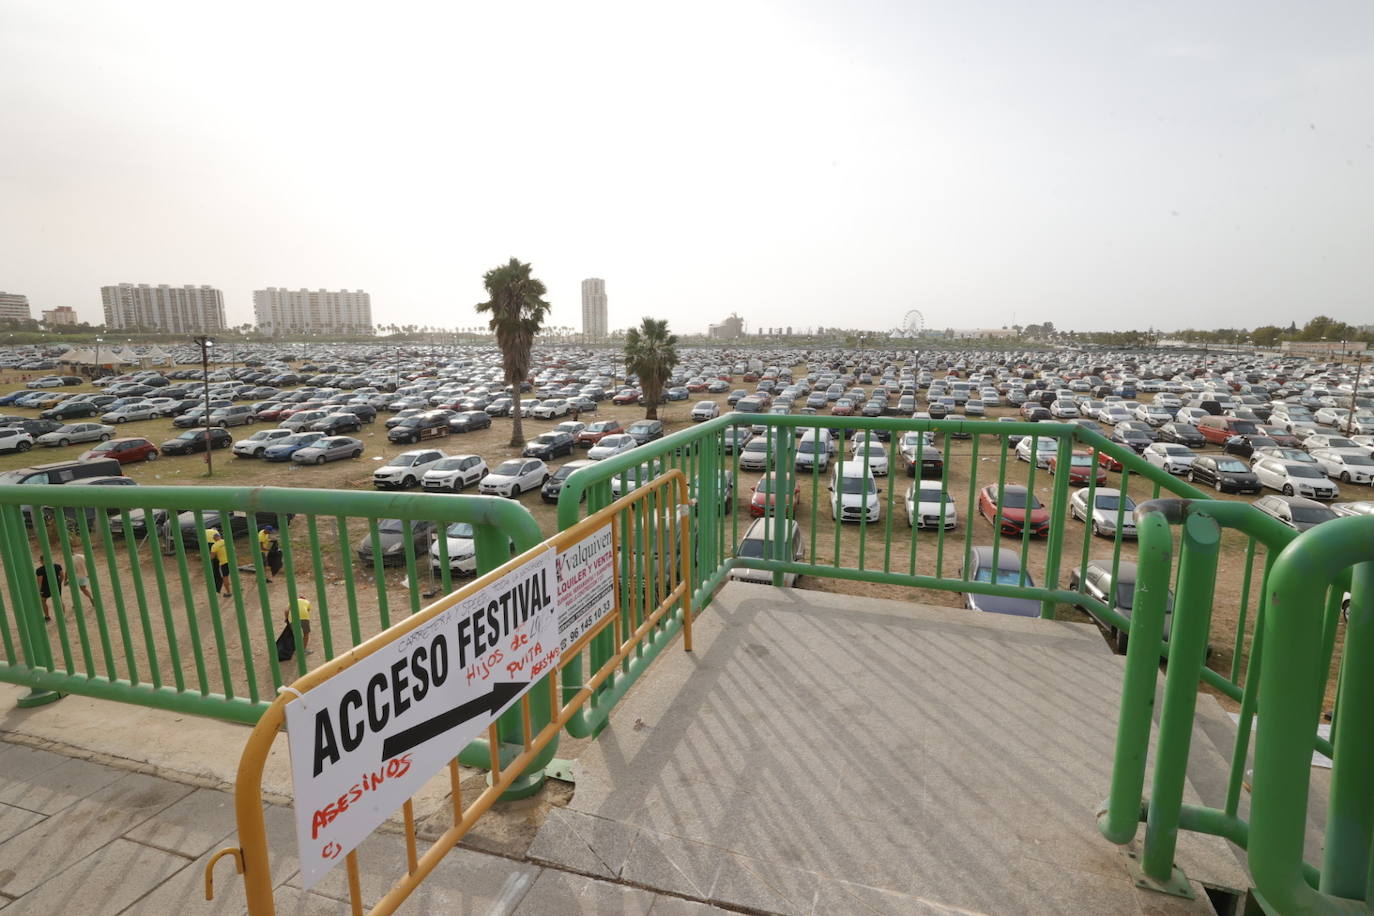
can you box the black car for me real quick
[166,508,291,548]
[1158,422,1206,448]
[485,398,513,417]
[161,428,233,455]
[338,404,377,423]
[387,411,452,444]
[173,403,233,428]
[356,518,441,567]
[1221,435,1279,460]
[523,431,574,460]
[3,418,63,438]
[449,410,492,433]
[41,400,99,421]
[541,459,592,503]
[1187,455,1261,494]
[311,413,363,435]
[1111,422,1155,452]
[626,420,664,445]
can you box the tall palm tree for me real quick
[475,257,551,446]
[624,317,679,421]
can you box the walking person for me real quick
[68,552,93,602]
[35,557,62,622]
[208,529,232,598]
[259,525,283,582]
[290,593,312,655]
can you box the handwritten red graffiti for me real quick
[310,754,413,840]
[322,841,342,860]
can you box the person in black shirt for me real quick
[35,560,62,622]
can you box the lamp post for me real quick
[1348,351,1364,436]
[194,335,215,477]
[94,336,103,381]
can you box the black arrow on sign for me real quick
[381,681,529,760]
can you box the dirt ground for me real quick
[4,369,1357,718]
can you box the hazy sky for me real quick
[3,1,1371,335]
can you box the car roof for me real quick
[969,545,1024,571]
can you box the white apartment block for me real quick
[42,306,79,326]
[101,284,225,333]
[581,278,608,340]
[253,288,373,336]
[0,292,31,322]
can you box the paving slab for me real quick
[3,838,190,916]
[0,770,191,897]
[512,867,657,915]
[532,582,1228,914]
[0,748,125,815]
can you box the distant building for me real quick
[948,328,1017,340]
[42,306,79,326]
[581,279,608,340]
[0,292,31,322]
[1281,340,1367,356]
[253,288,372,337]
[708,313,745,339]
[102,283,225,333]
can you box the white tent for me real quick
[56,347,99,365]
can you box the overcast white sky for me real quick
[2,1,1371,335]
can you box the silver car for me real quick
[36,423,116,447]
[291,436,364,464]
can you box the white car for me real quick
[1333,501,1374,518]
[1142,442,1198,475]
[794,432,831,472]
[373,449,448,490]
[1303,434,1363,453]
[830,464,880,523]
[232,428,293,457]
[849,440,889,476]
[1069,487,1138,539]
[905,482,957,529]
[587,433,637,461]
[1099,406,1132,425]
[421,454,489,492]
[0,428,34,453]
[1135,404,1173,427]
[26,376,64,388]
[1175,407,1209,425]
[529,399,570,419]
[1309,449,1374,485]
[1313,407,1350,428]
[728,518,804,587]
[1251,457,1339,500]
[609,460,664,498]
[691,401,721,422]
[480,458,548,497]
[428,522,481,576]
[1048,400,1079,419]
[1015,436,1059,468]
[738,437,772,471]
[36,423,115,447]
[101,403,157,423]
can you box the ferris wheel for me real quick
[891,309,924,338]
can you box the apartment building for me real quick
[252,288,372,336]
[101,284,226,333]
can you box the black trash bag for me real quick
[276,623,295,662]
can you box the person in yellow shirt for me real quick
[208,530,231,598]
[289,594,312,655]
[258,525,283,582]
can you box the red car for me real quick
[832,398,855,417]
[1096,450,1123,473]
[977,484,1051,537]
[575,420,624,447]
[611,389,641,405]
[79,436,160,464]
[1049,451,1108,486]
[749,472,802,518]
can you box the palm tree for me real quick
[475,257,551,446]
[624,317,679,420]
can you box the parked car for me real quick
[78,437,159,464]
[427,521,509,577]
[160,427,232,455]
[1158,423,1206,448]
[422,455,490,492]
[738,437,772,471]
[1251,456,1339,499]
[232,428,294,458]
[1187,455,1261,494]
[37,423,116,447]
[849,439,889,476]
[261,431,325,461]
[207,405,255,427]
[1142,443,1198,476]
[41,400,99,421]
[1048,451,1108,486]
[541,459,593,503]
[0,428,34,453]
[794,431,831,473]
[479,458,549,497]
[1111,422,1155,452]
[530,399,570,419]
[373,449,448,489]
[1252,494,1339,532]
[626,420,665,445]
[292,435,363,464]
[523,431,575,461]
[905,482,957,530]
[977,484,1050,537]
[1069,560,1172,654]
[748,472,801,518]
[728,517,804,587]
[1015,436,1059,468]
[164,509,290,549]
[1069,488,1138,539]
[897,430,942,478]
[1308,448,1374,485]
[388,411,453,444]
[1221,435,1279,460]
[830,464,880,523]
[587,433,637,461]
[356,518,441,568]
[1332,501,1374,518]
[963,546,1039,617]
[449,411,492,433]
[576,420,623,448]
[691,401,721,422]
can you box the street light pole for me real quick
[194,335,215,477]
[1348,352,1364,436]
[94,336,103,381]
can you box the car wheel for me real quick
[146,450,159,461]
[1187,471,1197,483]
[1215,478,1223,492]
[351,450,362,459]
[1114,628,1129,655]
[1282,484,1294,496]
[508,486,517,498]
[1341,472,1351,482]
[99,433,111,441]
[1092,522,1103,537]
[402,475,416,488]
[17,441,30,452]
[58,438,69,447]
[315,455,326,465]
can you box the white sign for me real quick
[556,524,616,651]
[286,548,558,889]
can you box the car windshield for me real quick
[1292,506,1336,524]
[89,441,114,451]
[1163,446,1190,455]
[838,477,875,495]
[443,522,476,538]
[432,458,465,470]
[494,460,525,475]
[532,435,555,445]
[174,431,199,440]
[917,487,949,504]
[387,455,420,467]
[736,537,769,559]
[1344,455,1374,467]
[971,565,1032,586]
[378,519,410,534]
[1288,465,1324,478]
[1069,455,1092,467]
[1000,490,1041,509]
[1094,495,1135,511]
[797,440,820,453]
[628,423,653,433]
[1216,460,1249,472]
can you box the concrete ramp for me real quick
[529,582,1251,914]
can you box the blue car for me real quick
[0,391,31,406]
[262,431,325,461]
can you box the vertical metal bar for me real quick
[881,435,896,573]
[1041,433,1074,618]
[217,518,255,702]
[935,433,953,578]
[304,517,334,659]
[808,423,820,568]
[832,428,844,566]
[116,506,163,690]
[334,516,363,647]
[96,508,140,685]
[1226,549,1274,818]
[401,524,422,617]
[168,513,209,695]
[141,508,184,692]
[962,432,980,580]
[192,512,234,697]
[1017,432,1039,588]
[366,519,390,630]
[403,799,419,874]
[857,436,871,570]
[345,850,363,916]
[44,517,77,672]
[1231,538,1258,684]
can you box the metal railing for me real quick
[208,470,692,915]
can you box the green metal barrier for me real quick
[0,483,556,791]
